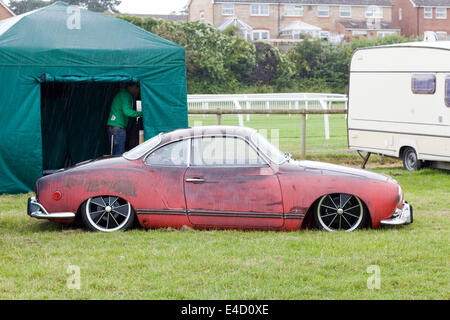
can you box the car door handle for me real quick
[186,178,205,184]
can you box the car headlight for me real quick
[398,185,403,205]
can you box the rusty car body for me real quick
[27,126,413,232]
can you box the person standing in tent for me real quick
[107,82,142,155]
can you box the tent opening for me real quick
[40,81,142,172]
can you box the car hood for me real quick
[285,160,391,182]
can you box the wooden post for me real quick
[216,114,222,125]
[301,114,306,159]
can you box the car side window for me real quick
[145,139,189,167]
[191,136,267,167]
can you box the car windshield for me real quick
[123,134,162,160]
[250,131,287,165]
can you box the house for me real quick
[391,0,450,39]
[187,0,400,42]
[0,0,14,21]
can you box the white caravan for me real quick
[348,41,450,170]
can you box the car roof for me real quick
[160,125,258,143]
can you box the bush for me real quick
[119,15,417,94]
[286,34,415,93]
[119,16,256,93]
[247,42,294,90]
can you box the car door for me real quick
[185,135,284,229]
[140,139,190,222]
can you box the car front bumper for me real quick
[380,201,413,226]
[27,197,76,220]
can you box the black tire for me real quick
[314,193,369,232]
[81,196,136,232]
[402,147,422,171]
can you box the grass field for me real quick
[0,116,448,300]
[0,168,448,299]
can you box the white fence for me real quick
[187,93,348,140]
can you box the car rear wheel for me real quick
[314,193,368,232]
[81,196,135,232]
[402,147,422,171]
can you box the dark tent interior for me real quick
[40,82,142,172]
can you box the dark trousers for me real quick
[108,128,126,155]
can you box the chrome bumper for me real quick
[381,201,413,226]
[27,197,76,220]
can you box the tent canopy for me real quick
[0,2,188,194]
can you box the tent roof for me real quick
[0,1,185,68]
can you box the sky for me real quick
[117,0,189,14]
[3,0,190,15]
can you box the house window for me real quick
[352,30,367,36]
[424,7,433,19]
[366,6,383,18]
[437,31,448,40]
[445,76,450,107]
[251,4,269,16]
[222,4,234,16]
[319,31,330,40]
[436,7,447,19]
[317,5,329,17]
[199,11,205,22]
[399,8,402,21]
[339,6,352,18]
[377,31,396,38]
[252,30,270,41]
[284,4,303,16]
[412,74,436,94]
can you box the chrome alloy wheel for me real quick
[85,196,132,232]
[316,193,365,232]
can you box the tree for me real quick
[9,0,121,15]
[67,0,122,13]
[8,0,47,14]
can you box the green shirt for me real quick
[107,89,142,129]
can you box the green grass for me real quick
[0,167,448,300]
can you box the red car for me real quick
[28,126,413,232]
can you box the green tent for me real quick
[0,2,188,194]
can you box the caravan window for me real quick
[445,77,450,107]
[412,74,436,94]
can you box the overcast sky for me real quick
[4,0,190,14]
[118,0,189,14]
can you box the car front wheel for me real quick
[81,196,135,232]
[314,193,368,232]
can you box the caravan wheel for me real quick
[402,147,422,171]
